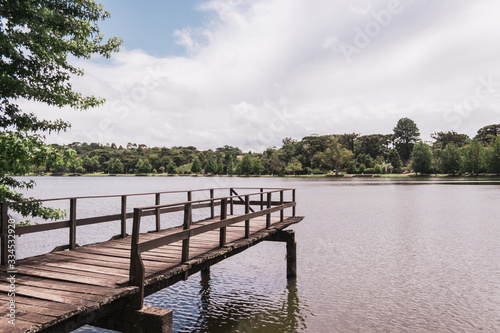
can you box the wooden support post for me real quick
[121,195,127,238]
[187,191,192,202]
[210,189,214,219]
[292,189,296,217]
[181,203,192,263]
[219,198,227,247]
[266,192,271,228]
[69,198,77,250]
[267,230,297,279]
[260,188,264,210]
[244,195,250,238]
[130,208,145,310]
[286,232,297,279]
[201,267,210,283]
[155,193,161,232]
[1,202,8,266]
[229,188,234,215]
[93,306,173,333]
[280,190,284,222]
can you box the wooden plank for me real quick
[15,220,69,236]
[46,253,134,272]
[0,300,59,323]
[74,248,180,269]
[1,267,117,287]
[0,273,123,297]
[43,261,129,278]
[0,301,64,317]
[77,246,181,262]
[14,264,120,283]
[0,293,77,311]
[0,317,36,333]
[53,250,172,270]
[0,282,98,306]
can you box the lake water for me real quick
[14,176,500,332]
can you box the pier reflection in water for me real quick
[145,244,309,333]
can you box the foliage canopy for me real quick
[1,0,121,219]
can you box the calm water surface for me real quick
[15,176,500,332]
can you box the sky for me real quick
[26,0,500,152]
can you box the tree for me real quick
[463,140,486,175]
[204,157,218,174]
[356,153,374,168]
[240,154,253,175]
[411,141,433,175]
[324,136,354,175]
[387,149,403,173]
[190,157,202,174]
[109,158,124,174]
[487,137,500,175]
[285,158,302,176]
[252,157,264,175]
[431,131,469,149]
[166,161,177,174]
[355,134,391,159]
[438,143,463,175]
[393,118,420,163]
[135,159,152,174]
[1,1,121,219]
[226,158,235,175]
[474,124,500,145]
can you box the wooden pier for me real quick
[0,187,303,332]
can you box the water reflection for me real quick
[186,272,307,333]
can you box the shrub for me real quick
[365,168,375,174]
[374,164,383,174]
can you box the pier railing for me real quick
[128,188,296,308]
[0,187,296,266]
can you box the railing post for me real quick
[210,189,215,219]
[69,198,77,250]
[260,188,264,210]
[121,195,127,238]
[292,189,296,217]
[266,192,271,228]
[181,203,192,263]
[229,188,234,215]
[155,193,161,232]
[245,195,250,238]
[280,190,284,222]
[187,191,192,202]
[220,198,227,247]
[130,208,145,310]
[1,202,8,266]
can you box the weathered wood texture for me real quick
[0,188,302,332]
[0,215,302,332]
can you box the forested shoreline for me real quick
[27,119,500,177]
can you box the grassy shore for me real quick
[22,172,500,179]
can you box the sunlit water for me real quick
[14,176,500,332]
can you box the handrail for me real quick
[0,187,296,266]
[3,187,291,205]
[128,188,297,309]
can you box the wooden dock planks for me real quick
[0,215,302,332]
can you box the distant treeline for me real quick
[34,119,500,176]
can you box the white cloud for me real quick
[24,0,500,151]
